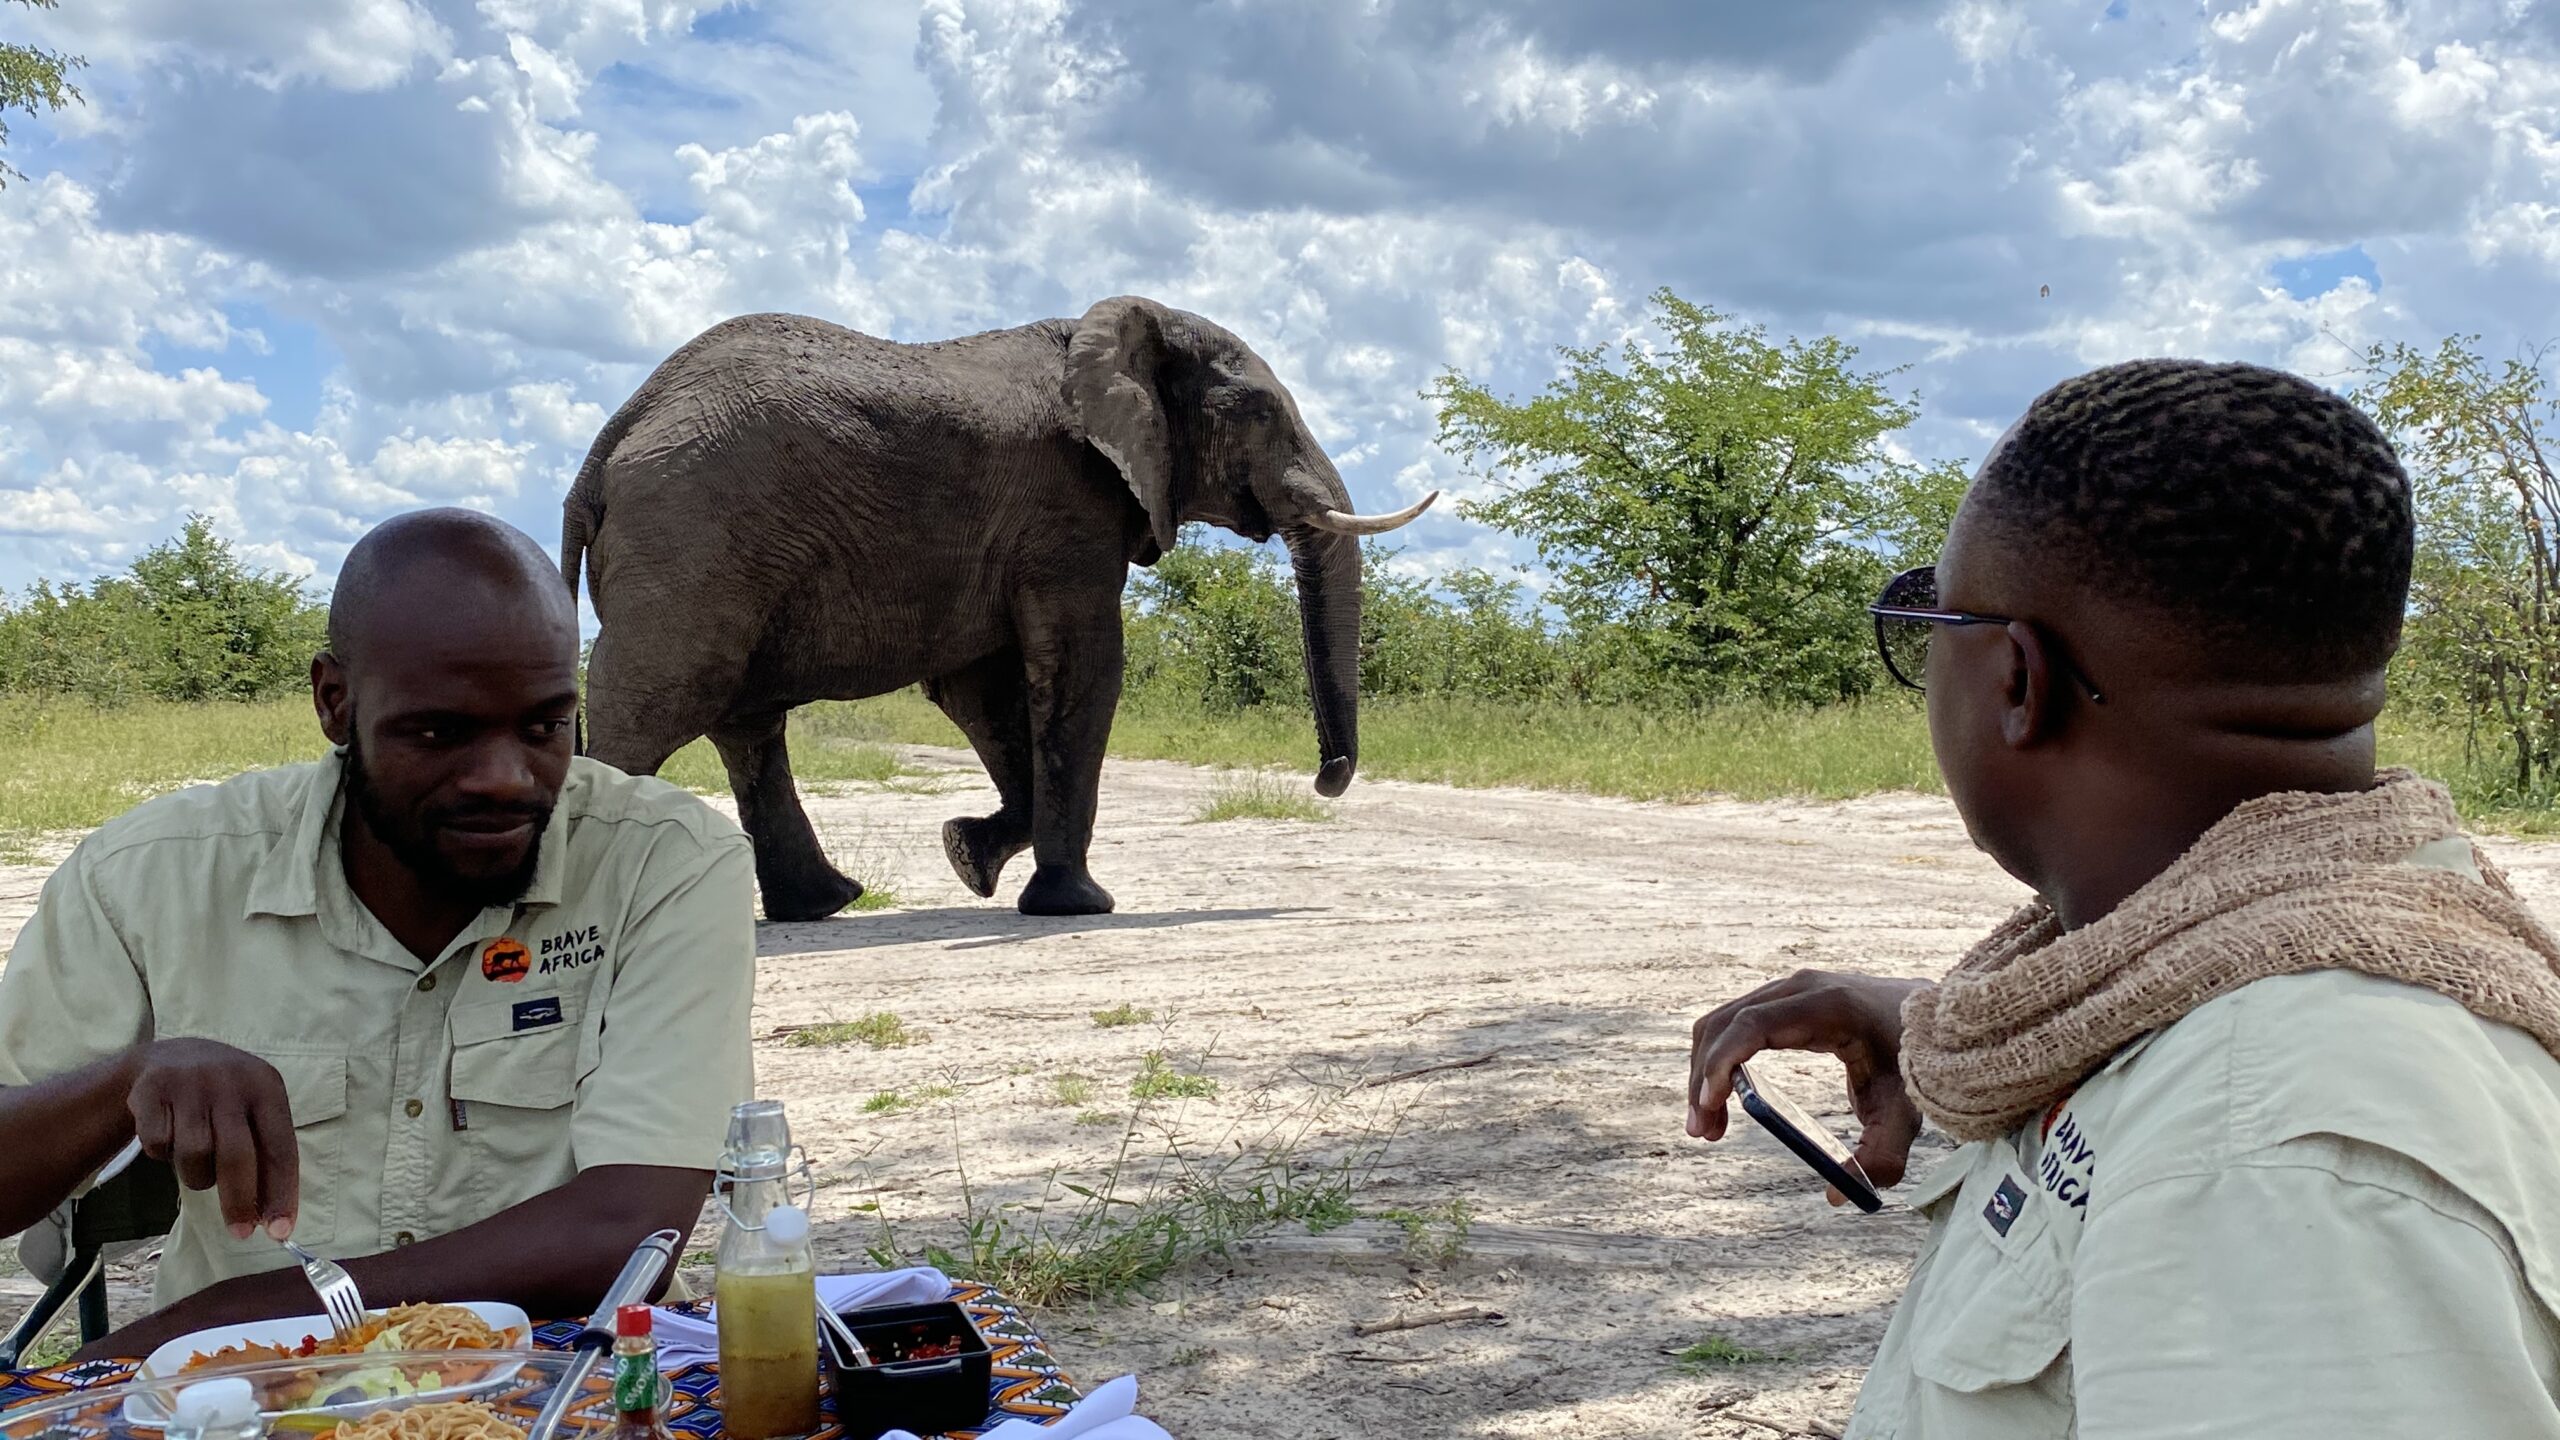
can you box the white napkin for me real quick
[880,1376,1170,1440]
[648,1267,951,1369]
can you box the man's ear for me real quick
[2000,621,2060,750]
[312,653,352,747]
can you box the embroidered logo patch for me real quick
[480,937,531,984]
[511,997,564,1032]
[1984,1174,2028,1237]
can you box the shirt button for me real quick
[404,1099,424,1119]
[394,1232,415,1247]
[417,975,437,993]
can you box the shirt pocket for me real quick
[1902,1161,2075,1429]
[448,995,587,1172]
[202,1050,349,1257]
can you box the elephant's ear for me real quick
[1064,296,1181,554]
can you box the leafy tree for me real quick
[0,515,328,704]
[1124,543,1307,712]
[1,0,84,189]
[2359,336,2560,797]
[1430,288,1967,706]
[1121,539,1566,710]
[125,515,331,701]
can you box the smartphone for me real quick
[1732,1060,1883,1213]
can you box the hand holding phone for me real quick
[1685,969,1928,1205]
[1732,1061,1884,1213]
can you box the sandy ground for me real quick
[7,749,2559,1438]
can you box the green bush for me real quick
[0,516,326,706]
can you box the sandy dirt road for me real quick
[7,749,2557,1438]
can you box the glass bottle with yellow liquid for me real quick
[715,1098,821,1440]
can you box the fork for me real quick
[282,1240,369,1343]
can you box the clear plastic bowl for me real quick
[0,1349,653,1440]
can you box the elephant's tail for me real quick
[561,391,647,611]
[563,393,642,755]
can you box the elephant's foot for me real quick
[760,864,865,923]
[1017,864,1115,917]
[942,816,1030,900]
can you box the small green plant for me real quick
[1169,1346,1216,1368]
[1052,1074,1097,1107]
[863,1071,1407,1307]
[786,1013,922,1050]
[1074,1109,1122,1128]
[1091,1003,1156,1029]
[1376,1199,1474,1265]
[17,1323,78,1370]
[1675,1335,1781,1370]
[863,1091,910,1114]
[850,889,900,912]
[681,1249,717,1268]
[1130,1051,1218,1101]
[1192,771,1335,824]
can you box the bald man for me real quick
[0,509,754,1360]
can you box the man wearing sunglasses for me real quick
[1685,359,2560,1437]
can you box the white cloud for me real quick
[0,0,2554,612]
[44,0,453,91]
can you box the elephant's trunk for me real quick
[1284,526,1362,798]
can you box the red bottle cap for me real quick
[615,1304,652,1338]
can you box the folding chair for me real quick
[2,1142,179,1369]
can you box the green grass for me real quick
[855,688,1947,806]
[1090,1003,1156,1030]
[2,690,2552,859]
[0,695,324,856]
[1073,1109,1122,1127]
[1192,771,1335,824]
[864,1085,958,1115]
[1130,1051,1218,1101]
[864,1072,1401,1308]
[655,701,914,793]
[1376,1198,1474,1264]
[1051,1074,1098,1107]
[1674,1335,1782,1370]
[785,1012,922,1050]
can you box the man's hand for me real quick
[75,1165,709,1364]
[127,1039,299,1242]
[1687,969,1932,1204]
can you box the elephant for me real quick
[559,296,1436,920]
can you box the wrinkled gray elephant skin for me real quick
[560,296,1435,919]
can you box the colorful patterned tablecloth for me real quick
[0,1281,1080,1440]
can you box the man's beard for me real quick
[343,730,554,911]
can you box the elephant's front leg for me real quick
[1014,598,1124,917]
[711,711,865,922]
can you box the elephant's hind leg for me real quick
[712,710,865,922]
[923,650,1035,900]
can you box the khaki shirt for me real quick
[1847,840,2560,1438]
[0,751,756,1308]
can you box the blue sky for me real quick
[1,0,2555,620]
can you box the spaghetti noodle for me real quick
[329,1401,527,1440]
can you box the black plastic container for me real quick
[821,1300,995,1440]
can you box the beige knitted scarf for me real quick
[1899,769,2560,1142]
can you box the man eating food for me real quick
[1686,359,2560,1436]
[0,508,756,1360]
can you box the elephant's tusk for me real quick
[1307,490,1440,537]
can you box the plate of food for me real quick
[3,1350,609,1440]
[122,1302,532,1426]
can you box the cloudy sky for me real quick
[2,0,2555,614]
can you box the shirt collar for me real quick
[242,748,571,920]
[242,751,344,921]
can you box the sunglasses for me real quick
[1868,565,2106,704]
